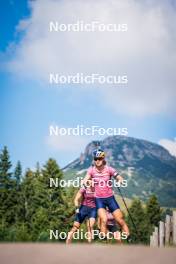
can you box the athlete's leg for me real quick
[86,218,96,243]
[66,205,88,244]
[113,231,122,243]
[107,224,122,244]
[95,198,107,237]
[66,221,80,244]
[112,209,129,236]
[98,208,108,236]
[107,196,130,237]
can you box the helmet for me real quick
[93,149,105,159]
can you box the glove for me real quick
[75,207,79,213]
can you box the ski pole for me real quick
[117,186,140,239]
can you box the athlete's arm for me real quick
[82,173,91,187]
[109,167,123,183]
[74,190,83,207]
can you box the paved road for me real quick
[0,244,175,264]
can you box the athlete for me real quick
[98,207,122,243]
[83,148,130,240]
[66,180,97,244]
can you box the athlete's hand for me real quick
[116,175,124,183]
[75,207,79,213]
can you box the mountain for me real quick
[63,136,176,207]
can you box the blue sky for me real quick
[1,0,176,171]
[0,0,30,51]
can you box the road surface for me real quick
[0,244,175,264]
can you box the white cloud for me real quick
[6,0,176,117]
[46,134,88,152]
[159,138,176,157]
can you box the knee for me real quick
[117,217,125,226]
[117,211,123,218]
[72,223,80,232]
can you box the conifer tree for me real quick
[14,161,22,188]
[41,159,65,230]
[126,198,149,243]
[0,146,13,224]
[146,194,162,227]
[13,161,23,223]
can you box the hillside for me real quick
[63,136,176,207]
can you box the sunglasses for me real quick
[94,157,103,161]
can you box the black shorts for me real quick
[107,224,119,233]
[75,205,97,224]
[95,195,120,213]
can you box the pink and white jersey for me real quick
[80,187,96,208]
[87,165,119,198]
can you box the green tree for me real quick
[34,162,41,178]
[126,198,149,244]
[27,159,69,241]
[14,161,22,188]
[13,161,23,222]
[21,169,38,227]
[0,146,14,224]
[0,149,81,242]
[41,159,65,230]
[146,194,162,227]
